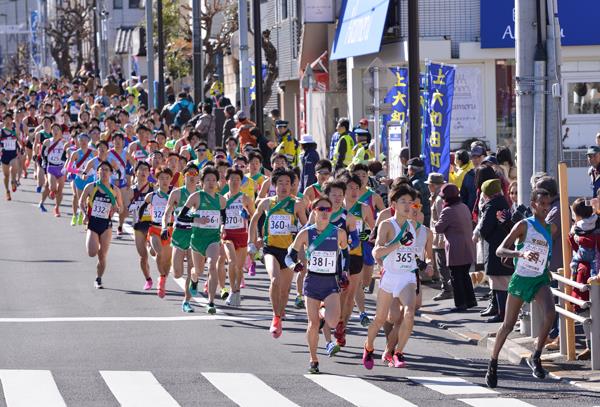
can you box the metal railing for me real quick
[551,268,599,370]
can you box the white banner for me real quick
[304,0,335,23]
[451,65,484,139]
[388,124,404,180]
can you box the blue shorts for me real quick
[74,175,93,191]
[362,241,375,266]
[303,273,340,301]
[1,150,18,165]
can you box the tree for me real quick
[45,0,93,79]
[156,0,193,80]
[260,29,278,106]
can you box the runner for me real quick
[128,161,155,289]
[257,154,289,199]
[139,167,173,298]
[128,124,151,162]
[32,115,53,194]
[303,159,332,205]
[286,195,349,374]
[107,132,131,236]
[79,161,123,289]
[177,166,226,314]
[0,112,20,200]
[222,167,255,306]
[248,168,307,337]
[64,133,94,225]
[163,163,199,312]
[362,184,417,370]
[485,188,557,388]
[41,123,67,217]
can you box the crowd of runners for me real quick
[0,75,564,383]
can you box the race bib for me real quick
[355,220,363,233]
[517,242,549,277]
[3,138,16,150]
[309,250,337,274]
[48,147,63,163]
[394,246,417,273]
[225,203,244,230]
[91,200,111,219]
[152,204,166,223]
[195,210,221,229]
[268,214,292,235]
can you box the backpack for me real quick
[174,103,192,127]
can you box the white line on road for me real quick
[100,370,180,407]
[305,374,418,407]
[0,369,67,407]
[0,315,269,322]
[458,398,535,407]
[203,372,300,407]
[407,376,498,395]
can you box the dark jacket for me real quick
[479,195,513,276]
[460,169,477,212]
[222,118,235,143]
[435,201,475,266]
[410,170,431,227]
[300,146,320,192]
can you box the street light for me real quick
[0,13,7,75]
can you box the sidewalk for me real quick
[418,281,600,392]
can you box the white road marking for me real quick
[0,315,268,322]
[407,376,498,395]
[0,369,67,407]
[203,372,300,407]
[305,374,418,407]
[100,370,180,407]
[459,398,535,407]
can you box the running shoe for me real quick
[71,214,77,226]
[249,261,256,276]
[5,192,11,201]
[392,352,406,368]
[39,203,47,212]
[143,277,153,290]
[362,345,375,370]
[295,295,305,309]
[235,292,242,307]
[220,287,230,300]
[11,181,17,193]
[35,186,41,193]
[53,207,60,217]
[203,280,208,294]
[381,352,394,367]
[157,276,166,298]
[77,212,84,225]
[334,322,346,347]
[308,361,320,374]
[526,355,546,379]
[225,291,234,306]
[270,316,282,339]
[326,341,340,357]
[116,226,123,237]
[182,301,194,313]
[207,303,217,314]
[359,311,371,327]
[49,190,55,200]
[485,359,498,388]
[189,280,198,297]
[240,277,246,288]
[94,277,103,289]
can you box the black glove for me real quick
[160,229,169,241]
[338,271,349,290]
[416,258,427,272]
[359,230,370,241]
[293,262,304,273]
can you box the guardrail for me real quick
[551,269,599,370]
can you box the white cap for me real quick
[300,134,315,144]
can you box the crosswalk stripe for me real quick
[0,369,66,407]
[407,377,498,395]
[459,398,535,407]
[202,372,300,407]
[305,374,418,407]
[100,371,180,407]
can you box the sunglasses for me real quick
[185,171,199,177]
[315,206,332,213]
[197,148,207,152]
[412,203,423,209]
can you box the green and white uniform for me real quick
[171,186,196,251]
[190,191,222,256]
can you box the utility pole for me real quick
[92,3,99,77]
[373,66,381,159]
[252,0,264,132]
[238,0,251,116]
[192,0,203,108]
[532,1,546,174]
[145,0,155,110]
[545,0,562,179]
[515,0,537,205]
[97,0,109,82]
[156,0,165,109]
[407,0,421,159]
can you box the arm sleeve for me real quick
[221,209,227,224]
[285,247,299,269]
[340,247,349,274]
[349,229,360,249]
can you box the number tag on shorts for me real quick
[195,210,221,229]
[309,250,337,274]
[91,200,111,219]
[269,214,291,235]
[3,138,16,150]
[225,203,244,230]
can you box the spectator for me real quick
[451,150,476,210]
[470,145,485,168]
[434,183,477,311]
[400,147,409,175]
[587,145,600,197]
[427,172,453,301]
[250,126,273,170]
[299,134,320,192]
[195,103,216,149]
[274,120,300,167]
[235,110,257,148]
[169,92,194,128]
[407,157,431,226]
[225,136,238,164]
[496,146,517,181]
[222,105,236,143]
[330,117,354,170]
[476,179,513,323]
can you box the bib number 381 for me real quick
[309,250,337,274]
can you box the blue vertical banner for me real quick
[248,60,267,105]
[424,62,455,178]
[30,11,40,66]
[382,67,408,157]
[419,72,429,159]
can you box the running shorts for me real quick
[508,272,551,303]
[148,225,172,246]
[223,229,248,250]
[379,271,417,298]
[190,227,220,256]
[1,150,18,165]
[362,241,375,266]
[303,273,340,301]
[263,245,289,270]
[349,254,363,275]
[171,227,193,251]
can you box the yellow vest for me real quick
[333,133,355,168]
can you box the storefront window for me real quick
[566,81,600,115]
[495,60,516,149]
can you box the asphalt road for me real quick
[0,178,598,407]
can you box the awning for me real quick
[115,27,135,55]
[331,0,390,60]
[299,23,328,72]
